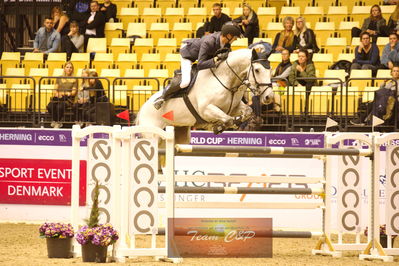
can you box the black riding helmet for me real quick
[221,24,243,38]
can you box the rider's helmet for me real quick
[221,23,243,38]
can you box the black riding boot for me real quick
[153,72,182,110]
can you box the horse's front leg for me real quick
[230,101,253,126]
[200,104,234,134]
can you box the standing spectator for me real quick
[351,32,380,75]
[273,49,292,87]
[206,3,231,34]
[33,17,61,55]
[73,68,90,124]
[47,62,78,128]
[233,3,259,44]
[100,0,117,22]
[61,21,84,60]
[272,16,298,53]
[69,0,91,34]
[51,6,70,36]
[84,1,106,51]
[352,5,386,42]
[288,49,316,115]
[294,17,319,55]
[381,33,399,69]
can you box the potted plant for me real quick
[39,222,74,258]
[75,182,119,263]
[364,224,397,248]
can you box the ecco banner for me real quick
[337,147,364,233]
[385,145,399,235]
[87,138,113,224]
[130,139,158,234]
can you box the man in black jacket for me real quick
[205,3,231,34]
[100,0,117,22]
[67,0,91,34]
[153,24,242,109]
[84,1,106,51]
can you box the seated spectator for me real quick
[385,0,399,5]
[350,65,399,125]
[352,5,386,42]
[84,1,106,51]
[351,32,380,75]
[85,71,108,123]
[60,21,84,60]
[294,17,319,56]
[273,49,292,87]
[381,32,399,69]
[47,62,78,128]
[272,16,298,53]
[33,17,61,55]
[205,3,231,34]
[100,0,117,22]
[233,3,259,44]
[288,49,316,115]
[73,68,90,124]
[69,0,91,34]
[51,6,70,36]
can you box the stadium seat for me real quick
[303,6,324,26]
[314,22,335,46]
[70,53,91,74]
[336,86,360,116]
[381,5,396,16]
[87,38,107,53]
[140,53,162,75]
[100,68,121,95]
[104,23,123,46]
[325,37,347,61]
[257,7,277,27]
[179,0,199,10]
[232,7,243,17]
[375,69,392,87]
[337,21,360,41]
[92,53,114,71]
[349,69,372,90]
[323,69,347,86]
[164,8,184,25]
[223,1,243,12]
[46,53,66,75]
[268,53,282,70]
[131,0,154,13]
[127,23,147,38]
[362,86,379,103]
[5,68,26,88]
[113,0,132,14]
[376,37,389,52]
[133,38,154,58]
[9,84,32,112]
[119,8,139,29]
[288,86,306,115]
[252,37,273,44]
[172,23,193,44]
[110,38,131,60]
[157,38,177,59]
[309,86,332,115]
[312,53,333,77]
[0,52,20,75]
[350,37,360,51]
[265,22,284,39]
[337,53,355,62]
[150,23,170,43]
[246,0,263,11]
[142,8,162,30]
[351,6,371,22]
[187,7,208,25]
[116,53,138,75]
[22,52,44,75]
[52,68,64,77]
[163,53,181,76]
[148,68,169,87]
[292,0,312,9]
[231,38,248,51]
[132,85,155,112]
[279,6,301,21]
[156,0,176,12]
[113,84,129,107]
[327,6,349,25]
[36,84,54,112]
[124,69,146,87]
[202,0,218,12]
[29,68,49,87]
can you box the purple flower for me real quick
[39,222,74,238]
[75,223,119,246]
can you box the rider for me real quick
[153,23,242,109]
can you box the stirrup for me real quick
[153,98,165,110]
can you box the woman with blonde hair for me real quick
[51,6,70,36]
[294,16,319,55]
[233,3,259,44]
[352,5,386,41]
[47,61,78,128]
[272,16,298,53]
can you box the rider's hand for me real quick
[217,51,229,61]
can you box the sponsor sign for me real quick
[0,158,86,205]
[168,218,272,258]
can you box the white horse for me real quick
[136,48,274,143]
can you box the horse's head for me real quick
[247,49,274,105]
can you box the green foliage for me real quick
[86,181,100,228]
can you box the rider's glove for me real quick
[213,51,229,67]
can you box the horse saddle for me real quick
[164,64,199,101]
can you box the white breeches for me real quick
[180,44,192,88]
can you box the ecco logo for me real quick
[268,139,286,145]
[38,135,55,141]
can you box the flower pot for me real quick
[81,243,108,263]
[46,237,73,258]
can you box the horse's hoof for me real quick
[153,99,165,110]
[213,124,225,135]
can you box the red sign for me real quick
[0,159,86,205]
